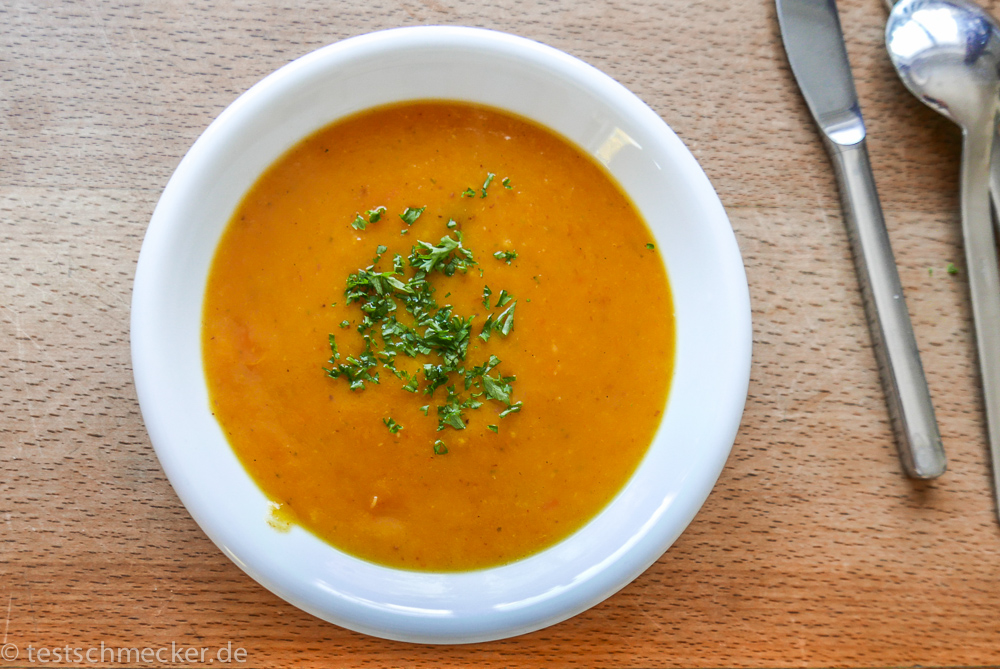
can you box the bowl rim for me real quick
[131,25,752,644]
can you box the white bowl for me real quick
[131,26,751,644]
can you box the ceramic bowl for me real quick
[131,26,751,644]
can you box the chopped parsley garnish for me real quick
[352,206,387,230]
[502,177,512,189]
[461,188,476,198]
[495,302,516,336]
[412,233,477,276]
[481,173,495,198]
[325,202,523,453]
[478,313,495,343]
[399,206,426,226]
[947,262,959,275]
[646,243,655,250]
[488,424,498,433]
[498,402,522,418]
[493,250,517,264]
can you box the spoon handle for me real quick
[826,137,947,478]
[961,124,1000,518]
[989,126,1000,237]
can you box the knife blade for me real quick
[776,0,947,478]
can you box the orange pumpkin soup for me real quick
[202,101,674,571]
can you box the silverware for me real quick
[882,0,1000,242]
[887,0,1000,513]
[777,0,947,478]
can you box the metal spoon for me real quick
[883,0,1000,237]
[887,0,1000,518]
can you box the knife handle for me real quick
[825,137,947,479]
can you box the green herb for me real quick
[495,302,516,336]
[461,188,476,198]
[498,401,522,418]
[493,250,517,264]
[928,267,934,277]
[502,177,512,189]
[488,424,498,433]
[433,440,449,455]
[481,172,495,198]
[646,243,655,250]
[326,198,522,453]
[947,262,959,275]
[437,386,468,431]
[399,206,426,226]
[479,313,495,343]
[482,373,514,404]
[324,342,380,391]
[411,233,477,276]
[352,206,387,230]
[327,333,339,361]
[447,219,458,229]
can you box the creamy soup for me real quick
[202,101,674,571]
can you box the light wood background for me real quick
[3,0,999,667]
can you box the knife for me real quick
[776,0,947,478]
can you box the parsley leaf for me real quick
[483,373,513,405]
[493,250,517,264]
[352,206,387,230]
[499,401,522,418]
[481,172,495,198]
[495,302,516,336]
[399,206,426,226]
[411,233,477,276]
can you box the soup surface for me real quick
[202,101,674,571]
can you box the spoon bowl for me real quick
[887,0,1000,128]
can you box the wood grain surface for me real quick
[2,0,1000,667]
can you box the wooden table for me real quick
[3,0,999,666]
